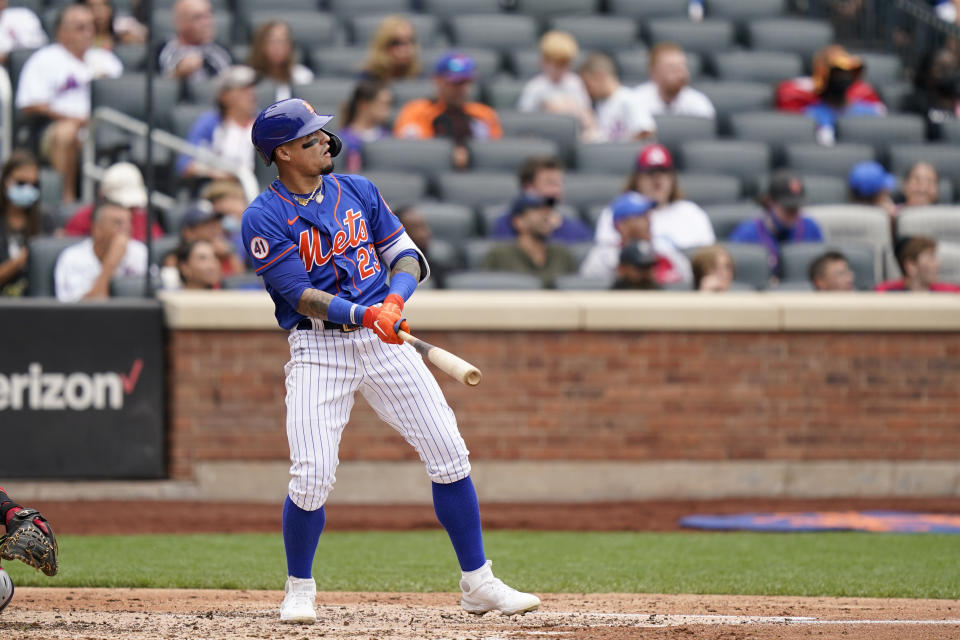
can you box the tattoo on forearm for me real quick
[297,288,334,319]
[392,256,421,281]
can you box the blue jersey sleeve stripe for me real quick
[255,244,297,273]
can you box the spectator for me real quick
[15,4,123,203]
[157,0,231,84]
[248,21,313,101]
[581,191,691,285]
[809,250,854,291]
[54,201,147,301]
[728,170,824,282]
[691,244,734,292]
[84,0,145,49]
[201,178,247,260]
[594,144,715,252]
[611,242,660,290]
[875,235,960,292]
[489,155,592,243]
[177,65,257,180]
[905,47,960,139]
[360,15,419,84]
[63,162,163,240]
[776,45,884,145]
[338,80,393,174]
[394,52,501,170]
[633,43,715,119]
[899,161,940,209]
[170,201,244,276]
[936,0,960,23]
[482,194,576,288]
[0,151,52,296]
[0,0,48,64]
[175,239,222,290]
[395,205,453,288]
[848,161,897,219]
[517,30,594,134]
[579,52,656,143]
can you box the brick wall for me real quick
[167,330,960,479]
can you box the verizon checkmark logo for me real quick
[0,359,146,411]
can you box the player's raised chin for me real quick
[275,130,335,176]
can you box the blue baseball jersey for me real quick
[241,173,427,330]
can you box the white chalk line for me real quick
[519,611,960,627]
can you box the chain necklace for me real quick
[291,178,324,206]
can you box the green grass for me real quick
[5,531,958,598]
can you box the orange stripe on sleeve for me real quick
[373,225,403,246]
[255,244,296,273]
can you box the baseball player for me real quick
[242,98,540,624]
[0,487,59,613]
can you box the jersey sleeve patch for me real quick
[250,236,270,260]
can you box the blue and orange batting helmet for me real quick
[251,98,342,166]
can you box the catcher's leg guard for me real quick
[0,566,13,613]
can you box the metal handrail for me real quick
[81,106,260,204]
[0,65,12,161]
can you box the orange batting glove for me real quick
[361,300,409,345]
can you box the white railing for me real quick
[0,66,13,160]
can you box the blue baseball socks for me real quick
[432,476,486,572]
[281,497,326,579]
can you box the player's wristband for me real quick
[388,271,418,302]
[326,296,369,326]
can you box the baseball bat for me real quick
[398,330,482,387]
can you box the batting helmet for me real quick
[251,98,342,166]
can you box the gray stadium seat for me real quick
[499,111,580,165]
[509,49,583,80]
[309,46,365,77]
[645,19,736,55]
[653,114,717,155]
[887,144,960,184]
[449,14,538,53]
[26,236,84,297]
[804,204,891,277]
[362,171,428,207]
[516,0,599,18]
[852,51,904,86]
[555,274,613,290]
[783,143,875,177]
[92,76,179,129]
[876,81,913,113]
[419,46,501,81]
[721,242,771,290]
[169,104,212,139]
[680,140,771,194]
[705,203,762,239]
[576,141,643,174]
[419,0,502,16]
[291,78,356,111]
[445,270,544,290]
[835,115,926,153]
[710,50,803,84]
[38,168,63,213]
[745,18,834,58]
[561,174,624,211]
[937,241,960,285]
[148,236,180,267]
[484,78,526,110]
[222,273,265,290]
[435,172,519,209]
[694,81,773,127]
[678,174,743,206]
[780,241,877,289]
[246,11,342,48]
[771,280,814,291]
[795,175,847,206]
[897,206,960,245]
[349,14,441,48]
[418,203,476,244]
[463,238,496,268]
[114,43,147,72]
[427,238,464,280]
[391,78,480,104]
[547,15,639,52]
[615,49,650,84]
[469,139,560,172]
[728,111,816,157]
[326,0,409,17]
[237,0,317,10]
[363,139,454,174]
[940,120,960,145]
[608,0,688,19]
[186,80,278,110]
[706,0,787,20]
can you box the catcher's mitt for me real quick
[0,509,58,576]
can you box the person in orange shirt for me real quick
[393,52,501,170]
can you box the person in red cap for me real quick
[593,143,714,253]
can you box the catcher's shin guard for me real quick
[0,567,13,613]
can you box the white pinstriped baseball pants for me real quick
[284,327,472,511]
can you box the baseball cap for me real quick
[433,52,476,82]
[611,191,657,225]
[619,241,658,269]
[848,161,897,198]
[767,170,806,209]
[214,65,257,94]
[636,143,673,172]
[100,162,147,209]
[509,193,556,217]
[179,201,221,230]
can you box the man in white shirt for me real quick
[634,42,715,119]
[54,202,147,302]
[15,4,123,202]
[0,0,48,64]
[579,52,655,143]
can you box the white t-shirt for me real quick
[274,64,315,101]
[633,81,716,119]
[594,199,716,250]
[593,85,656,142]
[0,7,48,57]
[54,237,147,302]
[211,118,255,173]
[518,72,591,114]
[16,43,123,119]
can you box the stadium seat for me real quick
[852,51,904,86]
[449,14,538,53]
[887,144,960,184]
[780,241,877,290]
[427,238,464,279]
[772,280,815,291]
[38,168,63,213]
[363,139,454,174]
[509,49,579,80]
[727,111,816,160]
[244,11,343,50]
[644,19,736,55]
[484,78,526,110]
[326,0,409,18]
[705,0,787,20]
[463,238,497,268]
[435,172,519,209]
[222,273,265,290]
[653,114,717,155]
[576,141,644,175]
[607,0,688,19]
[555,274,613,290]
[419,0,502,17]
[516,0,599,18]
[937,241,960,285]
[349,14,441,48]
[419,46,501,81]
[309,46,366,77]
[705,203,763,239]
[721,242,771,290]
[835,115,925,154]
[876,81,913,113]
[547,16,639,52]
[469,139,560,172]
[694,81,773,129]
[940,119,960,145]
[679,140,771,194]
[561,174,624,211]
[804,204,891,277]
[26,237,84,297]
[148,236,180,267]
[151,9,232,45]
[110,275,152,298]
[6,48,38,100]
[295,79,365,115]
[391,78,479,105]
[445,270,543,290]
[679,174,743,206]
[92,75,179,129]
[745,18,834,58]
[186,80,277,110]
[114,43,147,72]
[499,111,580,165]
[362,171,428,207]
[614,49,650,84]
[710,50,803,84]
[168,103,210,139]
[237,0,318,11]
[897,206,960,244]
[782,143,875,177]
[794,175,847,206]
[418,202,477,244]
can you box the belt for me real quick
[296,318,360,333]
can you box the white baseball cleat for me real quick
[460,560,540,616]
[0,567,13,613]
[280,576,317,624]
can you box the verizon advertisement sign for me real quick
[0,301,164,478]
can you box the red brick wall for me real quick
[167,330,960,479]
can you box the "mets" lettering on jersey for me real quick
[298,209,371,272]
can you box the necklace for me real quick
[292,178,324,206]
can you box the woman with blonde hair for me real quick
[248,20,313,101]
[691,245,734,292]
[360,15,420,83]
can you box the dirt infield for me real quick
[3,588,959,640]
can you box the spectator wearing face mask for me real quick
[0,150,53,296]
